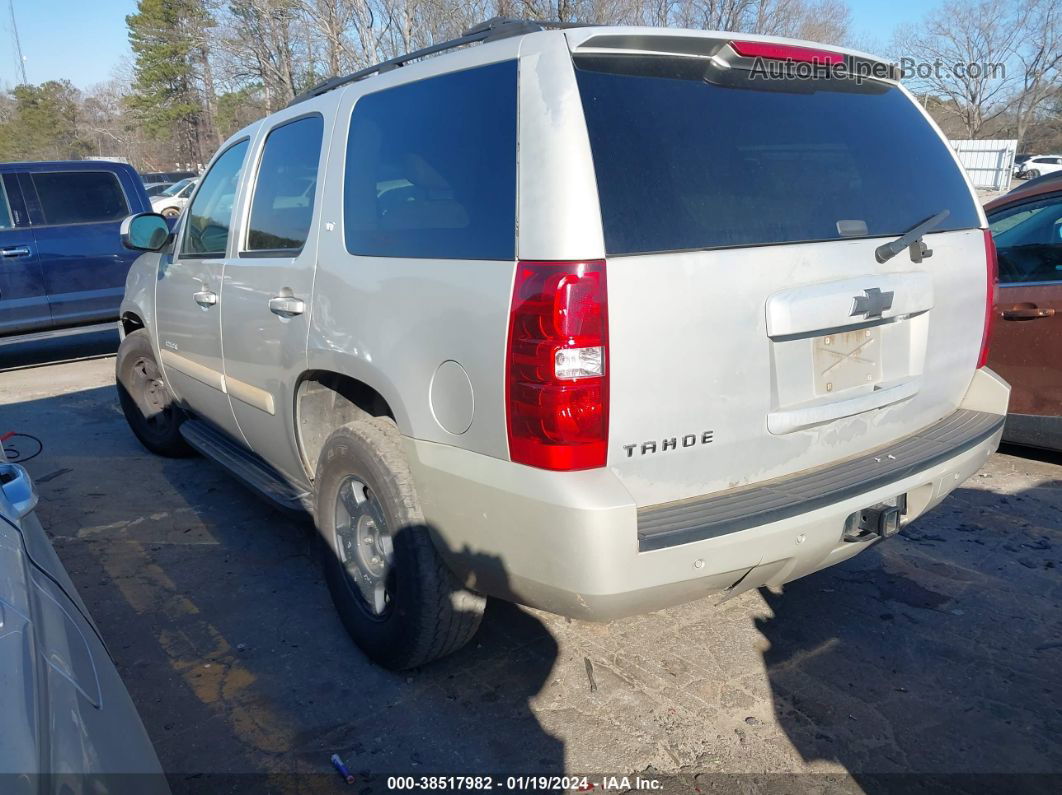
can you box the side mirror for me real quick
[121,213,173,252]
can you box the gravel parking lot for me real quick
[2,334,1060,793]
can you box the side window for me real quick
[246,115,324,253]
[181,140,249,258]
[989,196,1062,283]
[0,178,13,230]
[344,60,517,260]
[32,171,129,225]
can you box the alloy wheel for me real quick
[333,477,394,617]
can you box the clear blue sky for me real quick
[1,0,930,90]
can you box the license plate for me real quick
[812,327,882,395]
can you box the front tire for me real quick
[161,206,180,218]
[1025,169,1040,179]
[116,329,193,457]
[315,418,484,669]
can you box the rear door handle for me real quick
[268,296,305,317]
[193,290,218,307]
[1,246,31,258]
[1002,307,1055,320]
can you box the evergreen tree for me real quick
[126,0,210,164]
[0,80,91,161]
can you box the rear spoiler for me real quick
[563,28,900,84]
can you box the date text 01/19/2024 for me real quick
[385,775,662,791]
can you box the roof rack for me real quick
[288,17,590,107]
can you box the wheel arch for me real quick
[294,368,405,481]
[119,311,145,339]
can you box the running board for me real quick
[179,419,314,515]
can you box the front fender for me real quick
[118,251,162,343]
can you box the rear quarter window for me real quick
[574,55,982,256]
[32,170,129,225]
[343,60,517,260]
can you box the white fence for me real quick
[949,139,1017,192]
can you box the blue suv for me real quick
[0,160,153,343]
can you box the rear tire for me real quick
[315,418,484,669]
[116,329,193,457]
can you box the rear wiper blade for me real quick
[874,209,950,263]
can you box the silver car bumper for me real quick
[405,369,1010,620]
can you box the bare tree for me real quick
[894,0,1061,147]
[225,0,300,110]
[1009,0,1062,148]
[300,0,357,74]
[893,0,1027,139]
[784,0,850,44]
[649,0,849,42]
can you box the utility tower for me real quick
[9,0,28,85]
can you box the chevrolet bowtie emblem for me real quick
[850,287,895,319]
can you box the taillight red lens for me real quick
[506,260,608,470]
[730,40,844,65]
[978,228,998,368]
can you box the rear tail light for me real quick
[506,260,608,470]
[730,40,844,65]
[978,228,998,369]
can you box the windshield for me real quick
[574,55,981,256]
[161,178,192,197]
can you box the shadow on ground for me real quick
[6,384,561,792]
[759,474,1062,793]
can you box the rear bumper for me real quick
[405,369,1010,620]
[637,408,1002,551]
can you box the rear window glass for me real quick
[574,56,981,256]
[344,60,517,260]
[32,171,129,225]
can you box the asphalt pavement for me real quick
[1,335,1059,793]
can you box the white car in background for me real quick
[149,177,198,218]
[1019,155,1062,179]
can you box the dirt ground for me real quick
[1,331,1060,793]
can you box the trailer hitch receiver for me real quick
[843,495,907,542]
